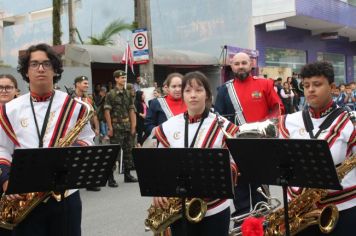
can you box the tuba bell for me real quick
[236,118,279,138]
[229,187,281,236]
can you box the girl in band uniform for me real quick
[0,74,18,105]
[153,71,239,236]
[0,74,18,236]
[145,73,186,136]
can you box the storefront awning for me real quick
[64,44,219,67]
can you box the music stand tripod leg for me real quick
[182,197,188,236]
[281,183,291,236]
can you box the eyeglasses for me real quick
[29,60,53,70]
[0,86,15,92]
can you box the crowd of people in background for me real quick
[273,73,305,114]
[332,82,356,111]
[274,73,356,115]
[92,76,167,147]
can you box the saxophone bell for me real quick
[318,204,339,233]
[145,197,207,234]
[185,198,207,223]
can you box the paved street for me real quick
[81,171,283,236]
[81,172,151,236]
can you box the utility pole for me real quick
[68,0,76,44]
[52,0,62,45]
[135,0,154,86]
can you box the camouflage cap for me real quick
[74,75,88,84]
[113,70,126,78]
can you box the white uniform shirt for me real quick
[0,90,95,194]
[280,109,355,211]
[155,112,239,217]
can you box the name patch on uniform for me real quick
[173,131,181,140]
[251,91,262,99]
[299,128,306,136]
[20,118,29,128]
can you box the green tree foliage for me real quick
[52,0,62,45]
[88,19,133,45]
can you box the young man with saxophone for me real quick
[0,43,95,235]
[278,61,355,235]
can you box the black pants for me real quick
[232,183,265,217]
[296,206,356,236]
[12,191,82,236]
[170,207,230,236]
[136,123,145,145]
[0,227,12,236]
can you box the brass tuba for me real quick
[229,187,281,236]
[264,154,355,236]
[236,118,279,138]
[0,98,94,230]
[145,197,207,234]
[215,112,279,139]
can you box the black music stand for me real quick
[7,145,120,194]
[133,148,234,235]
[226,138,341,236]
[5,145,120,235]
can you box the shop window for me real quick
[265,47,306,73]
[317,52,345,85]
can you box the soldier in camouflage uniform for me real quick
[104,70,137,187]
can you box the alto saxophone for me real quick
[145,197,207,234]
[0,98,94,230]
[265,154,356,236]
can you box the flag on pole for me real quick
[122,43,135,75]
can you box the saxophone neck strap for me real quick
[302,107,345,139]
[30,91,55,148]
[184,110,208,148]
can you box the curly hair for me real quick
[17,43,63,84]
[300,61,334,84]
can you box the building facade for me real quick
[252,0,356,84]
